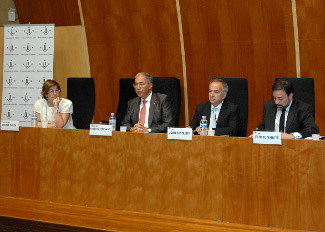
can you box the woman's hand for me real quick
[53,97,61,110]
[47,123,56,128]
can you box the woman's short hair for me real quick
[41,79,61,99]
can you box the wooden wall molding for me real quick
[291,0,301,78]
[0,196,307,232]
[176,0,189,125]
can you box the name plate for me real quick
[167,127,192,140]
[1,120,19,131]
[253,131,282,145]
[90,124,112,136]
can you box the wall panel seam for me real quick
[292,0,301,78]
[176,0,189,125]
[77,0,91,77]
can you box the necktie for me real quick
[210,107,217,128]
[139,100,147,125]
[279,108,286,132]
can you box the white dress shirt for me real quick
[209,102,223,129]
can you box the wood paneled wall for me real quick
[53,26,91,98]
[81,0,184,125]
[14,0,81,26]
[10,0,325,134]
[297,0,325,131]
[180,0,297,133]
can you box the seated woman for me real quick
[34,79,75,129]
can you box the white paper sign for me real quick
[1,120,19,131]
[253,131,282,145]
[167,127,192,140]
[89,124,112,136]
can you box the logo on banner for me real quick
[40,43,50,52]
[8,27,17,36]
[5,93,15,102]
[23,60,33,69]
[41,26,51,35]
[6,76,16,86]
[7,44,17,53]
[6,60,16,69]
[21,110,31,119]
[2,24,54,127]
[40,60,50,69]
[22,77,32,85]
[39,77,46,85]
[22,93,32,102]
[4,110,14,119]
[24,27,34,36]
[23,43,33,52]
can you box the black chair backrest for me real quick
[116,77,181,130]
[275,78,315,118]
[223,78,248,137]
[67,78,95,129]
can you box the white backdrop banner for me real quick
[2,24,54,127]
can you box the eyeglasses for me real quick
[48,89,60,94]
[133,82,146,88]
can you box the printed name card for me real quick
[167,128,192,140]
[253,131,282,145]
[90,124,112,136]
[1,120,19,131]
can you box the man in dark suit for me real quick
[189,78,239,136]
[257,79,319,139]
[121,72,174,133]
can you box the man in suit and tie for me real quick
[257,79,319,139]
[189,78,239,136]
[122,72,175,133]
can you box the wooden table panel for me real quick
[268,142,300,228]
[223,138,264,224]
[296,141,325,231]
[0,127,324,231]
[0,131,19,196]
[161,137,223,220]
[18,128,40,199]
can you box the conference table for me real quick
[0,127,324,231]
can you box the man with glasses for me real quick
[121,72,175,133]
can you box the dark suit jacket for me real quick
[189,99,239,136]
[258,98,319,138]
[121,92,175,133]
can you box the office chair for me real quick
[275,78,315,118]
[67,78,95,129]
[223,78,248,137]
